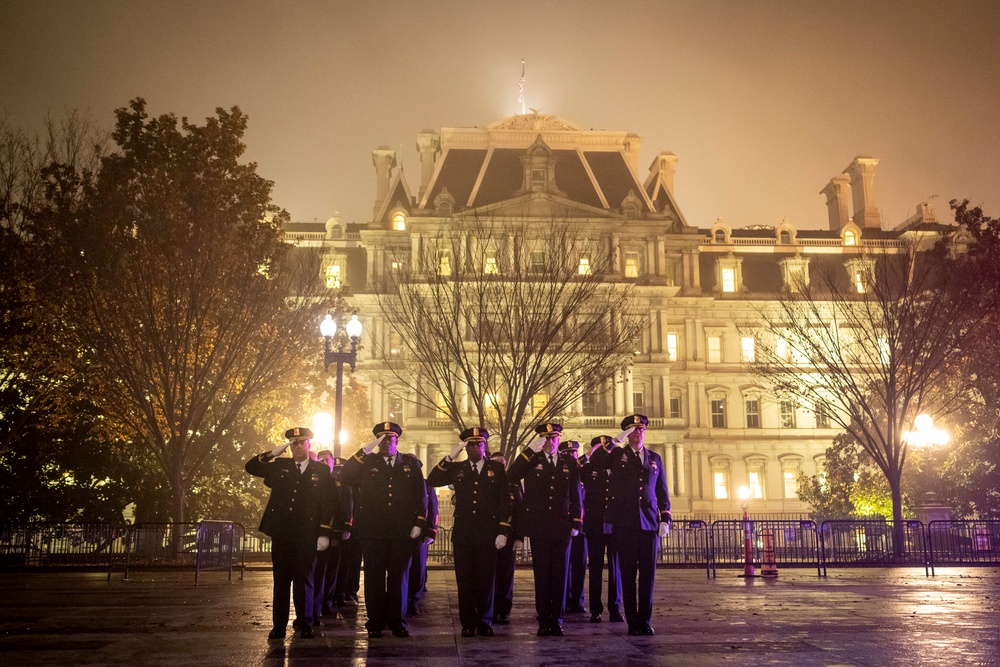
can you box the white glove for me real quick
[527,436,545,452]
[317,536,330,552]
[514,539,523,550]
[612,428,633,445]
[423,536,435,545]
[269,443,290,457]
[362,434,385,455]
[658,522,670,538]
[448,442,465,461]
[342,531,351,541]
[495,535,508,550]
[570,529,580,537]
[409,526,422,539]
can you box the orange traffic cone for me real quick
[761,529,779,577]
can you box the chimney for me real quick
[415,130,440,202]
[623,133,642,176]
[371,146,397,220]
[844,156,881,229]
[820,174,852,231]
[651,152,679,197]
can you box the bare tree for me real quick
[746,240,988,547]
[370,214,645,457]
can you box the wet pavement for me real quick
[1,566,998,666]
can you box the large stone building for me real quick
[286,112,953,518]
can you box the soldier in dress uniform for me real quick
[560,440,588,614]
[427,427,512,637]
[407,472,439,617]
[245,426,335,640]
[507,423,583,637]
[490,451,521,625]
[581,435,624,623]
[589,415,670,636]
[331,457,360,608]
[341,421,428,639]
[313,451,354,620]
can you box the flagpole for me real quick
[518,59,526,115]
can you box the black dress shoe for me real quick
[537,626,550,637]
[641,625,655,636]
[568,605,587,614]
[267,628,285,640]
[549,624,564,637]
[590,613,602,623]
[299,627,314,639]
[461,627,476,637]
[477,625,495,637]
[609,611,625,623]
[367,629,382,639]
[494,614,509,625]
[391,627,410,638]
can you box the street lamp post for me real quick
[738,486,755,578]
[321,312,363,460]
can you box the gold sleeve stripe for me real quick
[319,524,332,529]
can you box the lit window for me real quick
[815,402,830,428]
[532,392,548,415]
[780,400,796,428]
[391,260,402,271]
[669,395,681,419]
[776,336,789,361]
[434,392,448,419]
[721,267,736,293]
[748,470,764,499]
[878,338,890,364]
[711,399,727,428]
[844,230,856,246]
[741,336,756,363]
[439,252,451,277]
[666,333,678,361]
[625,252,639,278]
[388,398,404,422]
[708,336,722,364]
[484,254,499,275]
[714,470,729,499]
[578,256,591,275]
[325,264,341,289]
[854,271,865,293]
[783,470,798,498]
[388,331,402,358]
[392,213,406,231]
[745,399,760,428]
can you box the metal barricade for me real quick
[927,520,1000,575]
[658,520,711,577]
[0,522,119,581]
[819,520,927,575]
[124,522,199,579]
[427,527,454,565]
[194,520,245,584]
[710,519,821,577]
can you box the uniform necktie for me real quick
[298,461,306,474]
[385,456,393,468]
[548,454,555,467]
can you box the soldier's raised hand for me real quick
[527,436,545,452]
[362,434,385,455]
[448,442,465,461]
[611,427,633,446]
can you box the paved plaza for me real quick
[0,566,998,666]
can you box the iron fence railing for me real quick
[926,520,1000,575]
[710,519,822,577]
[819,520,927,575]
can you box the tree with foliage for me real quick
[748,237,991,550]
[370,215,645,458]
[28,99,342,524]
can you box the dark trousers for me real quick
[270,538,317,630]
[335,537,361,602]
[494,540,516,619]
[408,539,429,610]
[586,526,622,615]
[312,543,342,619]
[615,528,658,630]
[566,532,587,609]
[529,536,571,629]
[454,542,498,630]
[361,538,413,632]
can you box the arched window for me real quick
[714,229,727,244]
[392,212,406,231]
[843,230,856,246]
[779,230,791,244]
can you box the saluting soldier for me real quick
[581,435,624,623]
[490,451,521,625]
[408,474,439,617]
[590,414,670,637]
[313,451,354,620]
[427,427,512,637]
[561,440,588,614]
[245,426,335,640]
[341,421,428,639]
[331,457,360,608]
[507,423,583,637]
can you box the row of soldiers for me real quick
[245,414,670,641]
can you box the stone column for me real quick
[845,156,881,229]
[675,443,686,497]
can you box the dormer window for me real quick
[779,230,791,244]
[714,229,727,244]
[844,230,856,246]
[325,264,341,289]
[715,254,743,294]
[844,258,874,294]
[779,255,811,293]
[531,168,546,190]
[517,135,565,197]
[392,212,406,231]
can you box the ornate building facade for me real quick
[285,113,953,517]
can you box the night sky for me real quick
[3,0,998,230]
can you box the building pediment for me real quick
[463,191,620,221]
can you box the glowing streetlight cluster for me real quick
[902,414,949,448]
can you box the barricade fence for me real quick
[5,518,1000,577]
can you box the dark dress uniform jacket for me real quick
[245,454,335,541]
[592,446,671,530]
[507,449,583,539]
[427,458,512,545]
[340,451,428,540]
[580,452,613,534]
